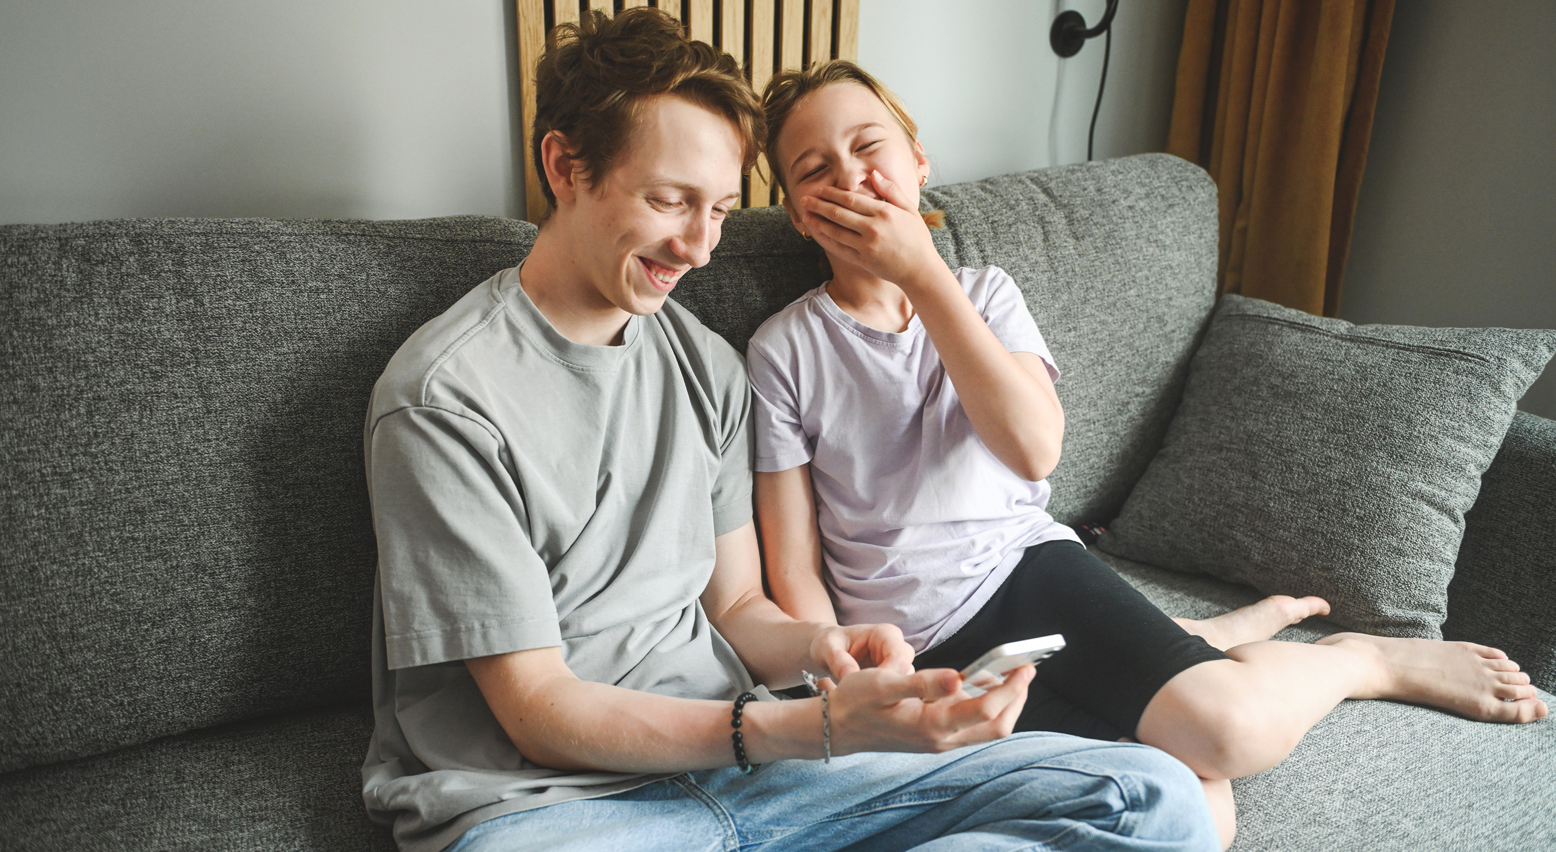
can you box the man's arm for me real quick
[702,519,883,686]
[466,520,1038,775]
[754,464,839,627]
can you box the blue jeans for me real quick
[447,733,1217,852]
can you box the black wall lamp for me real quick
[1050,0,1120,58]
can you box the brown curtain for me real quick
[1167,0,1394,317]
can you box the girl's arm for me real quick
[799,173,1065,481]
[755,465,839,625]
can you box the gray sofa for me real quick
[2,153,1551,851]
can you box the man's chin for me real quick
[620,290,672,316]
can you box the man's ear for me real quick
[540,131,581,207]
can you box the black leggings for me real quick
[915,540,1228,741]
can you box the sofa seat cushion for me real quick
[1096,550,1556,852]
[0,703,394,852]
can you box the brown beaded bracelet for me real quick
[731,691,759,774]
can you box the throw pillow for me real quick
[1097,294,1556,638]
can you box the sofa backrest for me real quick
[0,154,1219,774]
[0,216,535,773]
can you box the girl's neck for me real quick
[827,265,916,333]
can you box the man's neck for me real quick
[519,227,633,347]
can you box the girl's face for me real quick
[774,82,929,234]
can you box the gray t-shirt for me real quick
[361,266,755,852]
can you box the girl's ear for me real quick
[781,191,808,238]
[913,139,930,186]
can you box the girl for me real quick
[747,61,1547,850]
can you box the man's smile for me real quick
[639,256,685,292]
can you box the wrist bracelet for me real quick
[731,691,760,774]
[802,670,832,765]
[821,687,831,764]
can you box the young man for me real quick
[360,9,1218,852]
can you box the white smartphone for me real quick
[957,634,1066,697]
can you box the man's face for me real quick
[567,95,745,317]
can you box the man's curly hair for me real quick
[532,7,764,210]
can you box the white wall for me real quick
[1341,1,1556,418]
[1,1,1186,226]
[858,0,1189,185]
[0,1,518,224]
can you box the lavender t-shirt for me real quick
[747,266,1081,653]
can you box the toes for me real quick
[1485,658,1522,673]
[1494,682,1538,702]
[1298,596,1331,616]
[1515,699,1549,724]
[1496,671,1532,686]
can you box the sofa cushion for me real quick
[1446,411,1556,692]
[1098,295,1556,638]
[0,216,535,773]
[0,703,394,851]
[1095,551,1556,852]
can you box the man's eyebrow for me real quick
[788,122,885,173]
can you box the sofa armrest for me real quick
[1444,411,1556,692]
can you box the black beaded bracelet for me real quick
[731,691,760,774]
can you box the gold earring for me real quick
[919,175,928,187]
[801,231,812,241]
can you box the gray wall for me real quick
[1341,1,1555,418]
[0,0,518,223]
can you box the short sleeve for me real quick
[746,343,813,473]
[368,406,562,670]
[711,363,754,537]
[976,267,1061,383]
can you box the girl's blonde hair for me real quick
[762,60,944,229]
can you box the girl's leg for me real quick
[1171,595,1330,651]
[1135,634,1549,781]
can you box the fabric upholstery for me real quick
[1097,551,1556,852]
[1446,411,1556,692]
[0,703,395,851]
[1099,294,1556,639]
[916,154,1220,526]
[0,216,535,773]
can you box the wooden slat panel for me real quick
[807,0,833,63]
[688,0,713,43]
[718,0,744,56]
[748,0,775,207]
[718,0,746,206]
[656,0,681,17]
[836,0,858,60]
[623,0,649,7]
[779,0,804,72]
[588,0,611,14]
[518,0,549,223]
[554,0,581,26]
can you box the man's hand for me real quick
[809,622,916,681]
[826,664,1036,755]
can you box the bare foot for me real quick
[1316,633,1550,724]
[1176,595,1331,651]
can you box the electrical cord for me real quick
[1087,24,1112,162]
